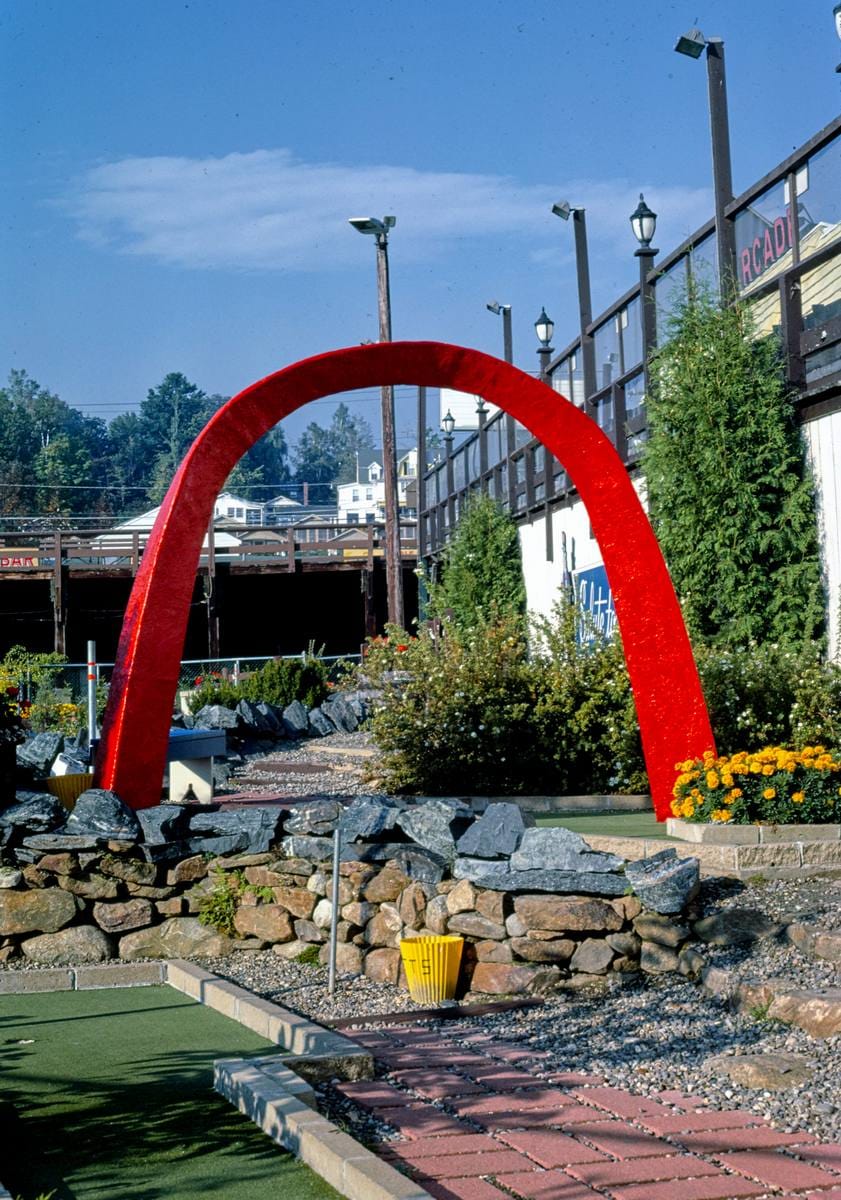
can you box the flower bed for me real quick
[672,746,841,826]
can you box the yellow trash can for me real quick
[399,935,464,1004]
[47,773,93,812]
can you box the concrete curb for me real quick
[0,960,166,993]
[165,959,373,1081]
[215,1056,433,1200]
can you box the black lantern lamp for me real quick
[835,2,841,71]
[630,194,658,253]
[534,308,555,347]
[441,409,456,438]
[535,308,555,381]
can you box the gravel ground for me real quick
[700,874,841,992]
[219,730,377,798]
[205,872,841,1145]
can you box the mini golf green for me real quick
[534,810,677,839]
[0,985,341,1200]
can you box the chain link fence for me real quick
[14,653,361,705]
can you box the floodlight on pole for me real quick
[834,2,841,70]
[674,26,735,292]
[348,213,403,629]
[552,199,596,400]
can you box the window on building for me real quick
[347,511,359,524]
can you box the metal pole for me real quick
[500,306,517,511]
[327,825,342,996]
[636,248,658,393]
[416,386,429,619]
[572,209,597,400]
[375,233,404,630]
[86,640,97,750]
[705,39,736,296]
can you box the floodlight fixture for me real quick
[674,27,706,58]
[486,299,510,315]
[348,215,396,239]
[551,200,574,220]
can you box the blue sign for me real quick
[575,565,617,642]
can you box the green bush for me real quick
[187,655,329,715]
[357,605,841,798]
[240,656,328,710]
[358,604,645,796]
[197,867,273,936]
[426,492,526,630]
[695,641,841,753]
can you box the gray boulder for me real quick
[340,795,402,842]
[236,699,276,735]
[356,843,447,885]
[136,805,193,845]
[284,798,342,836]
[321,695,359,733]
[693,907,782,946]
[16,732,64,775]
[395,799,471,863]
[66,790,141,841]
[282,700,309,737]
[625,849,699,914]
[510,827,624,874]
[307,708,334,737]
[256,702,285,735]
[0,793,66,834]
[193,704,242,731]
[462,868,628,896]
[456,802,531,859]
[281,834,335,861]
[187,806,283,854]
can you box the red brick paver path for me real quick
[337,1023,841,1200]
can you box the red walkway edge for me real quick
[334,1024,841,1200]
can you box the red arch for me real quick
[94,342,714,818]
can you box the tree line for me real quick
[0,369,375,526]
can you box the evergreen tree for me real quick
[429,492,526,630]
[645,286,825,648]
[293,402,374,502]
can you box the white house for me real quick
[337,448,418,526]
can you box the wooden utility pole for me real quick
[375,229,404,630]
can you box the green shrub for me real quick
[240,655,328,710]
[187,654,329,715]
[426,492,526,630]
[696,641,841,753]
[295,944,322,965]
[358,604,646,796]
[187,677,242,714]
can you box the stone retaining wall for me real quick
[1,790,703,997]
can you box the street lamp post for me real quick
[534,308,555,382]
[674,27,736,294]
[551,202,596,401]
[348,215,403,629]
[630,194,659,394]
[486,300,516,509]
[442,409,456,534]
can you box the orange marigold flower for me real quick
[792,791,805,803]
[705,771,719,789]
[762,787,776,799]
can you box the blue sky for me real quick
[1,0,838,452]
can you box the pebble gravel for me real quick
[205,871,841,1146]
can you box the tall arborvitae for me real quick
[644,285,825,648]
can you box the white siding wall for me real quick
[518,477,648,623]
[803,411,841,659]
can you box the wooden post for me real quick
[206,519,219,658]
[52,531,66,654]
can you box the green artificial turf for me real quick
[0,985,341,1200]
[534,810,677,839]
